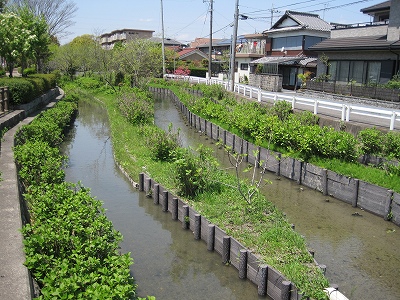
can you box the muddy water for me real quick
[62,99,264,299]
[154,96,400,300]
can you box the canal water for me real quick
[62,95,400,300]
[62,99,264,299]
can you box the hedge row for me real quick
[13,94,137,299]
[0,73,57,105]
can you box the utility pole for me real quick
[206,0,213,80]
[229,0,239,91]
[161,0,166,76]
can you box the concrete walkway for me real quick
[0,89,63,299]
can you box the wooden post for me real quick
[238,249,247,279]
[194,214,201,240]
[322,168,328,196]
[182,205,189,229]
[257,264,268,296]
[139,173,145,191]
[172,197,178,220]
[207,224,215,251]
[352,179,359,208]
[281,281,291,300]
[153,184,160,205]
[222,236,230,264]
[162,191,168,212]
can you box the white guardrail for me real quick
[165,74,400,131]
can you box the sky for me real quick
[61,0,386,44]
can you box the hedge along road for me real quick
[61,99,266,299]
[153,92,400,300]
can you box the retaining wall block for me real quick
[233,136,244,154]
[247,251,261,286]
[214,225,227,256]
[206,122,212,138]
[279,157,301,182]
[259,147,280,174]
[229,237,246,270]
[267,267,286,300]
[326,171,357,204]
[301,163,324,192]
[212,124,220,141]
[247,142,259,166]
[200,216,210,242]
[357,181,392,218]
[177,198,186,223]
[391,193,400,226]
[188,206,199,232]
[225,131,234,148]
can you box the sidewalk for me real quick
[0,88,63,299]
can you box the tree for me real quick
[10,5,50,73]
[114,38,163,87]
[7,0,77,39]
[0,12,38,76]
[0,0,7,13]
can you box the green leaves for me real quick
[16,96,136,299]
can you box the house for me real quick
[100,29,155,49]
[249,10,331,90]
[309,0,400,85]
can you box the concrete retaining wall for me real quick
[149,87,400,227]
[139,173,306,300]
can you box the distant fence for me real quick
[306,81,400,103]
[0,86,9,114]
[150,86,400,227]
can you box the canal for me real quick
[62,94,400,300]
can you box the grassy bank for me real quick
[63,77,330,300]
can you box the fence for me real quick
[0,86,9,114]
[306,80,400,102]
[165,74,400,131]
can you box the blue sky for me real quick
[61,0,385,44]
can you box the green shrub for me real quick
[118,89,154,125]
[143,123,181,161]
[189,67,207,78]
[357,127,383,156]
[31,73,57,90]
[173,145,221,198]
[0,78,35,105]
[23,67,36,76]
[383,131,400,159]
[273,100,293,121]
[14,141,66,189]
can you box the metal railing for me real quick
[165,75,400,131]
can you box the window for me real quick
[272,36,302,51]
[240,63,248,70]
[304,36,325,50]
[328,60,386,84]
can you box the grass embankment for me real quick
[66,78,330,300]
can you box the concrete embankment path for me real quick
[0,88,64,299]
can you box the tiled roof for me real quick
[361,1,391,13]
[249,55,316,67]
[264,10,331,34]
[309,35,400,51]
